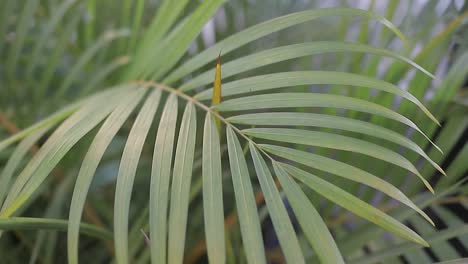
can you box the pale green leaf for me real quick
[215,93,435,146]
[203,72,438,125]
[113,88,162,264]
[167,103,197,264]
[187,43,433,92]
[262,144,434,225]
[202,113,226,264]
[67,88,149,264]
[0,85,129,152]
[0,86,134,217]
[226,126,266,264]
[282,163,429,247]
[132,0,225,80]
[0,126,50,206]
[249,144,305,264]
[166,8,407,84]
[244,128,432,192]
[272,162,345,264]
[149,94,178,264]
[229,112,444,164]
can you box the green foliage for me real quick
[1,0,467,263]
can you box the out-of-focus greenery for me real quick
[0,0,467,263]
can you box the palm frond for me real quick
[1,1,467,263]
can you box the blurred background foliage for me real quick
[0,0,467,263]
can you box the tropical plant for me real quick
[0,0,467,263]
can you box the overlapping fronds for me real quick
[1,0,467,263]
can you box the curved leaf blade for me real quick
[245,128,433,193]
[249,144,305,264]
[67,87,149,264]
[262,144,434,225]
[272,162,345,264]
[166,8,407,84]
[201,71,438,125]
[282,163,429,247]
[229,112,444,173]
[113,88,162,264]
[0,126,50,206]
[0,87,133,217]
[215,93,436,146]
[187,43,433,92]
[0,85,129,152]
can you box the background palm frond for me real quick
[1,0,467,263]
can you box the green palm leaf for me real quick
[149,94,178,264]
[1,2,464,263]
[167,103,197,264]
[202,113,226,263]
[114,88,160,264]
[68,87,149,264]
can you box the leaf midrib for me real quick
[134,80,275,161]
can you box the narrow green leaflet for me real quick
[167,103,197,264]
[0,217,112,240]
[0,86,133,217]
[229,112,443,171]
[6,0,39,72]
[200,71,438,125]
[226,127,266,264]
[215,93,435,146]
[56,29,130,98]
[0,84,128,152]
[129,0,191,71]
[262,144,433,225]
[165,7,407,84]
[80,56,130,96]
[0,105,77,153]
[135,0,225,80]
[249,144,305,264]
[127,0,146,51]
[149,94,178,264]
[338,182,465,255]
[184,42,433,92]
[113,88,162,264]
[348,225,468,264]
[67,87,150,263]
[244,128,432,192]
[202,113,226,264]
[25,0,78,80]
[0,126,50,205]
[272,163,345,264]
[282,163,428,247]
